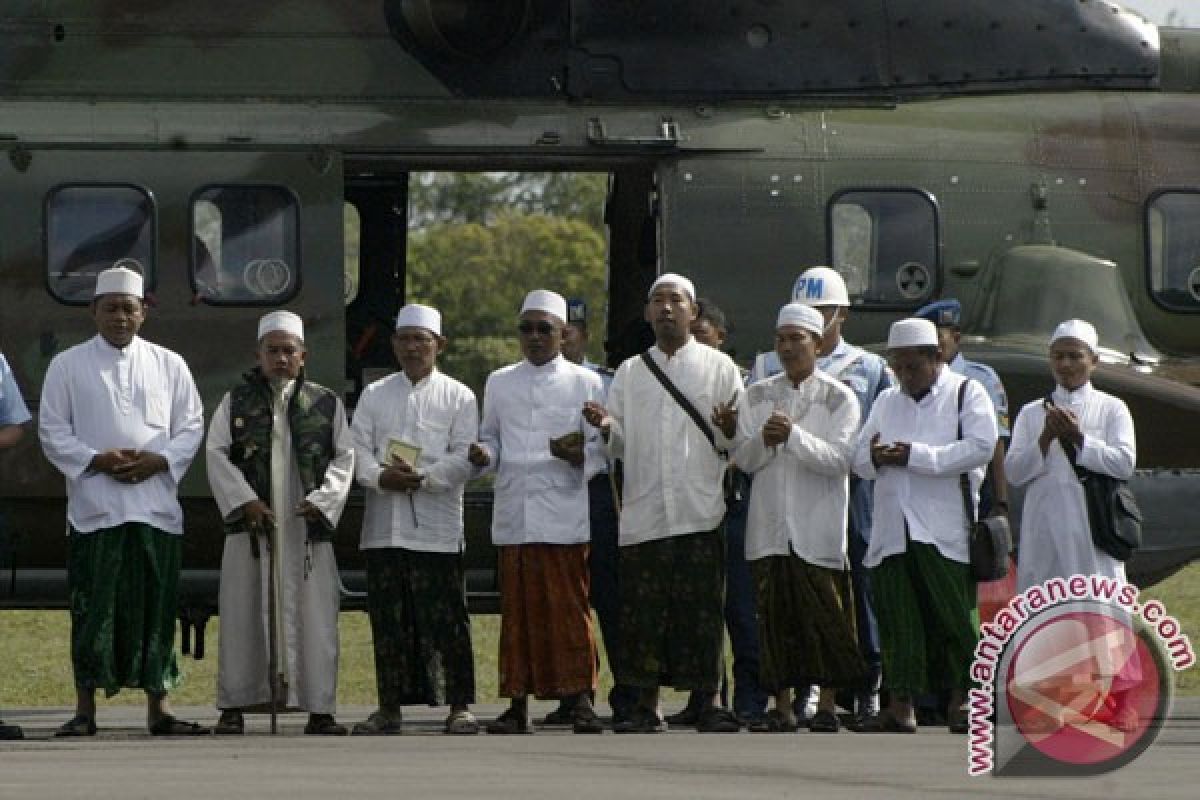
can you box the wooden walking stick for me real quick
[265,516,280,735]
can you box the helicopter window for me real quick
[190,186,299,305]
[45,184,156,305]
[828,189,939,308]
[1147,191,1200,312]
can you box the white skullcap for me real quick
[395,303,442,335]
[776,303,825,337]
[648,273,696,302]
[94,265,144,298]
[520,289,567,324]
[1050,318,1098,352]
[887,318,939,349]
[257,310,304,341]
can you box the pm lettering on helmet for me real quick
[800,278,823,299]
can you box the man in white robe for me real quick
[1006,319,1140,732]
[468,289,607,734]
[735,303,863,733]
[852,318,996,734]
[1007,319,1136,589]
[349,303,480,736]
[206,310,355,735]
[39,265,206,736]
[582,273,747,734]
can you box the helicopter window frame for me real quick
[188,184,302,307]
[44,183,158,306]
[826,188,942,310]
[1145,189,1200,314]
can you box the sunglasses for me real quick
[517,321,556,336]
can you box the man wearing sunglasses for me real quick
[469,290,607,734]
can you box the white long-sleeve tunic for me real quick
[606,339,746,546]
[351,368,478,553]
[853,368,997,567]
[1006,382,1136,590]
[734,370,860,567]
[38,335,203,535]
[206,383,355,714]
[478,355,605,546]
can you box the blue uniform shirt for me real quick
[583,358,614,394]
[0,354,31,427]
[948,352,1009,437]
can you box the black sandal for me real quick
[613,707,666,734]
[149,715,210,736]
[485,708,532,735]
[809,710,841,733]
[213,710,244,735]
[696,707,742,733]
[748,709,798,733]
[571,706,604,734]
[55,715,97,737]
[303,714,347,735]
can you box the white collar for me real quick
[401,367,438,389]
[1052,381,1094,405]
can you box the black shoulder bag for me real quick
[957,380,1012,581]
[1051,396,1142,562]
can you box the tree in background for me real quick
[405,172,608,398]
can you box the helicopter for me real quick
[0,2,1198,650]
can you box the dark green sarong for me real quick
[753,554,866,692]
[365,547,476,709]
[870,540,978,695]
[68,524,181,696]
[617,528,725,692]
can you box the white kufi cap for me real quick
[887,318,939,349]
[520,289,568,324]
[1050,318,1098,352]
[776,303,825,337]
[648,273,696,302]
[94,265,144,298]
[395,303,442,335]
[257,310,304,341]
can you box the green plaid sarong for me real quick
[870,540,978,695]
[68,523,182,696]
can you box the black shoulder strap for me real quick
[1046,393,1087,480]
[640,351,718,452]
[957,379,976,525]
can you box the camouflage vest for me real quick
[226,368,338,541]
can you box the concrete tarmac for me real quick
[2,699,1199,800]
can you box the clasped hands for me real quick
[90,449,168,484]
[870,433,911,467]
